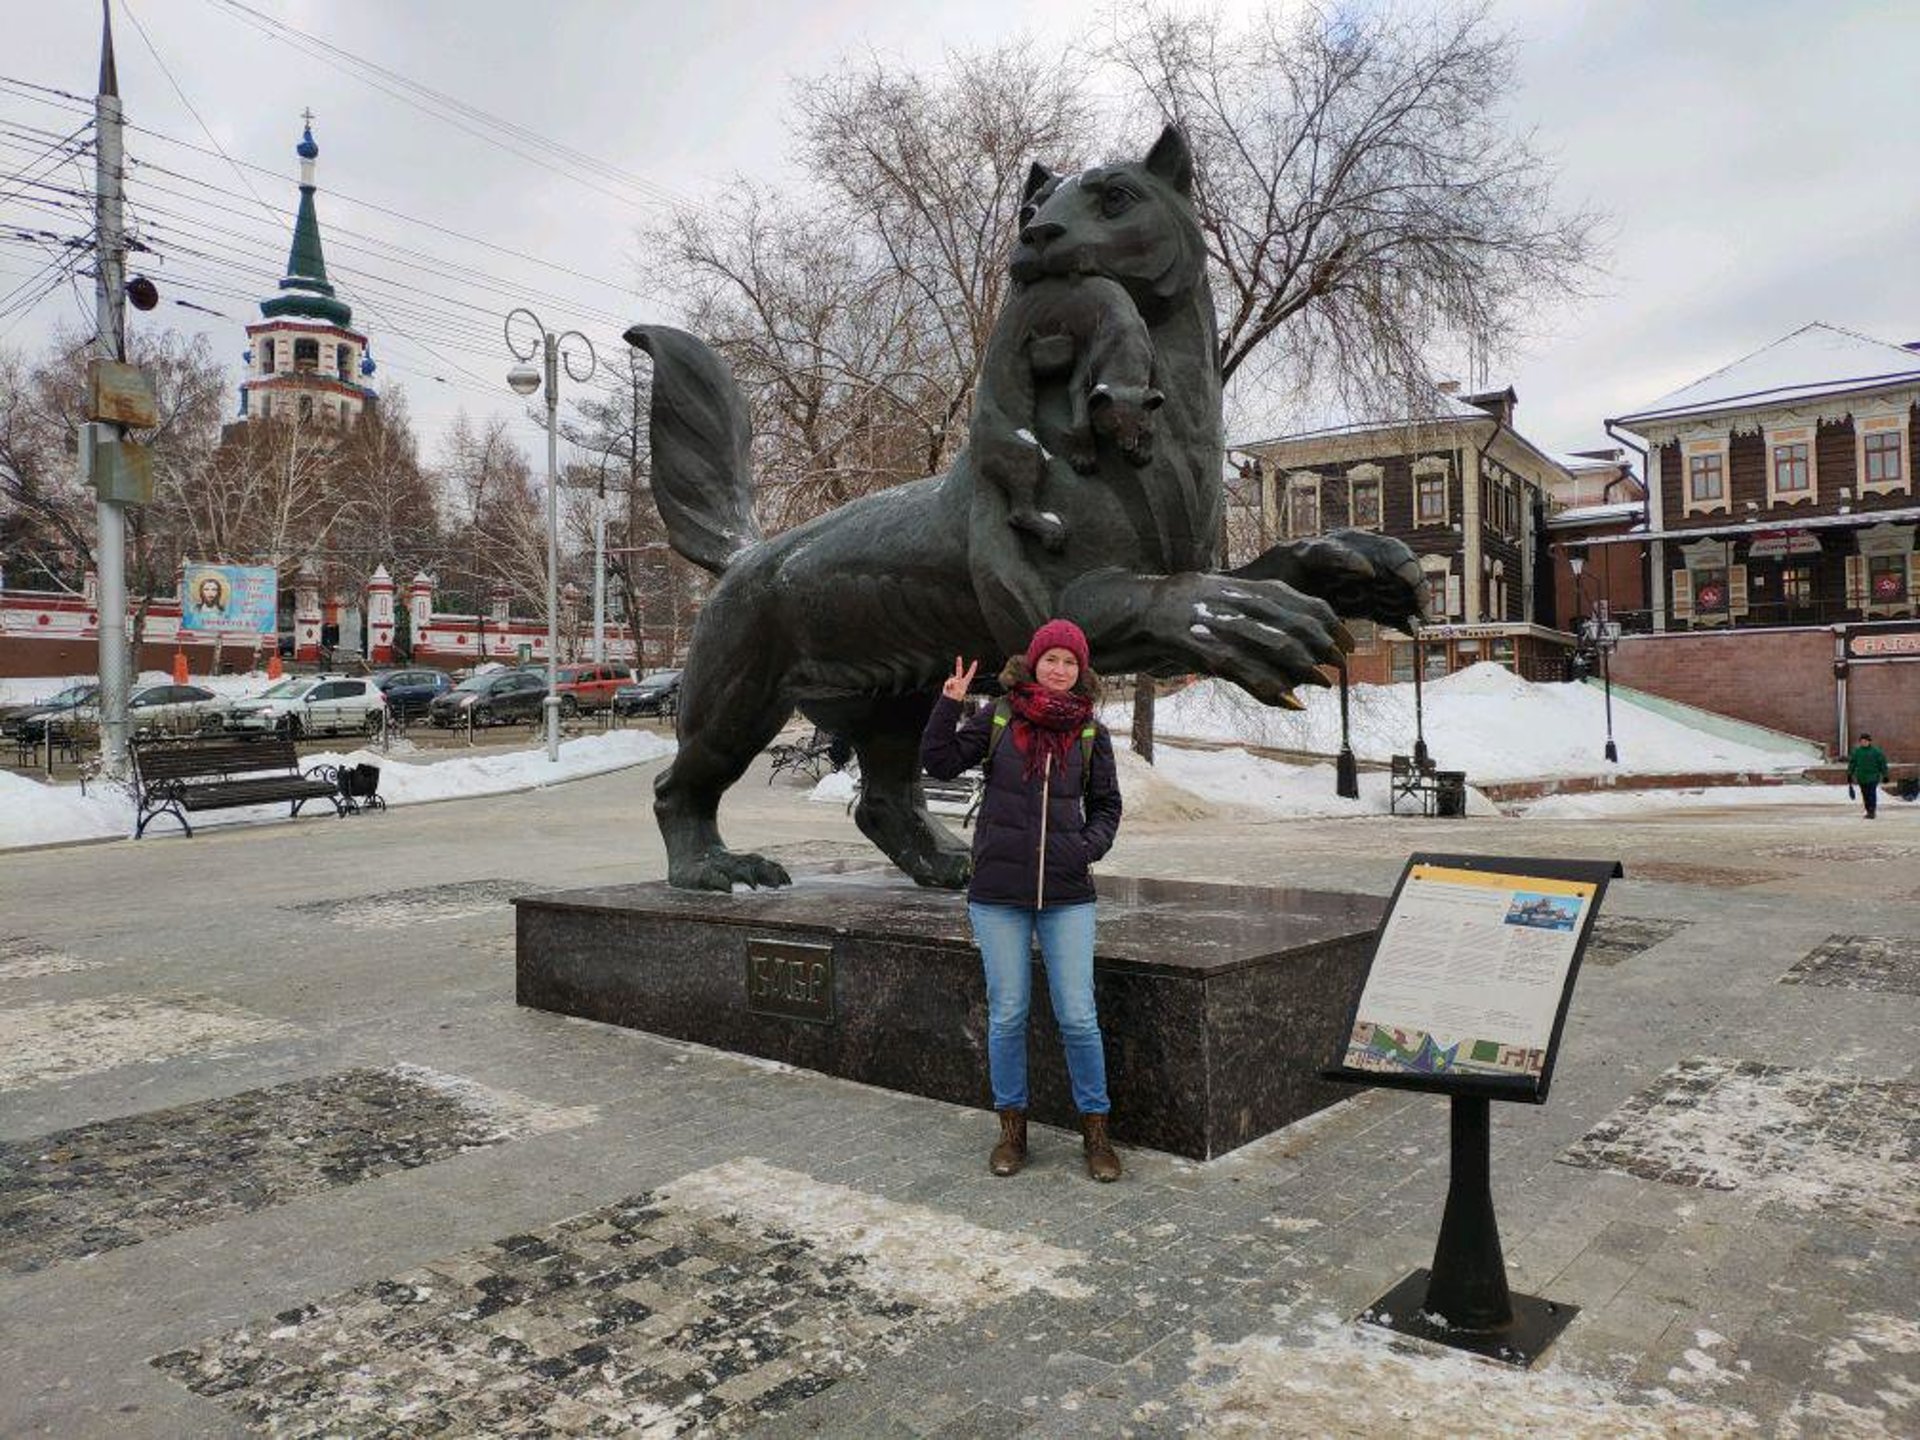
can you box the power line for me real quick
[117,0,499,394]
[201,0,713,220]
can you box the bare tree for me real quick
[643,43,1092,532]
[795,43,1093,471]
[1101,1,1600,413]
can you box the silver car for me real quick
[226,675,388,738]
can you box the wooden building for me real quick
[1237,385,1578,683]
[1606,323,1920,631]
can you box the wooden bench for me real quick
[131,734,345,838]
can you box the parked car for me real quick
[1,681,97,739]
[225,674,388,738]
[428,668,548,728]
[126,683,229,737]
[551,662,633,715]
[372,667,452,720]
[613,669,682,718]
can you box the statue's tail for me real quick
[624,324,763,576]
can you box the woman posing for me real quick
[921,618,1125,1181]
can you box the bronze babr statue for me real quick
[626,125,1424,892]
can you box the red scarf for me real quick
[1007,681,1093,782]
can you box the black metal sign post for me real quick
[1326,852,1623,1368]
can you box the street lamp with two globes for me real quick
[505,307,597,762]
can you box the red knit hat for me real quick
[1025,617,1089,673]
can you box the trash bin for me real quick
[1433,770,1468,817]
[338,762,383,813]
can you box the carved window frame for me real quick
[1764,423,1818,507]
[1346,463,1384,531]
[1417,554,1456,619]
[1682,436,1730,517]
[1286,472,1322,538]
[1413,456,1451,528]
[1845,522,1919,619]
[1854,412,1910,497]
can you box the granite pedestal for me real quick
[515,866,1384,1159]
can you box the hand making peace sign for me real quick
[942,655,978,701]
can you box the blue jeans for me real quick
[968,901,1109,1114]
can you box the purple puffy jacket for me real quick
[920,693,1123,908]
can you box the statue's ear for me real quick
[1143,125,1193,196]
[1021,162,1054,205]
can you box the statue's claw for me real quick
[672,847,793,892]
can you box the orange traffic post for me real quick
[267,650,283,680]
[171,649,189,684]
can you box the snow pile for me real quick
[1139,740,1499,819]
[1180,1311,1757,1438]
[0,728,674,851]
[0,995,297,1092]
[661,1158,1091,1310]
[1110,664,1815,783]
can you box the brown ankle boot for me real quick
[990,1108,1028,1176]
[1081,1113,1121,1183]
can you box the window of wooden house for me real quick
[260,337,275,374]
[1781,565,1814,608]
[1868,553,1908,606]
[1765,425,1817,504]
[1864,429,1903,486]
[1683,438,1731,516]
[1416,472,1447,524]
[1288,479,1321,537]
[1694,565,1729,614]
[1773,443,1810,494]
[1350,476,1382,530]
[336,344,351,379]
[1688,453,1724,503]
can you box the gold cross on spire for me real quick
[301,107,315,127]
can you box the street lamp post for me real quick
[506,307,596,763]
[1568,553,1619,764]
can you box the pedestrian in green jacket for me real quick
[1848,732,1890,819]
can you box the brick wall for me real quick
[1606,627,1920,760]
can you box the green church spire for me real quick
[261,115,352,328]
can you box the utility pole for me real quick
[91,0,131,777]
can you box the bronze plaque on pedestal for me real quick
[745,938,835,1025]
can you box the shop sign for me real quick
[1746,531,1822,558]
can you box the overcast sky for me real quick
[6,0,1918,468]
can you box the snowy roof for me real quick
[1546,499,1644,527]
[1615,323,1920,428]
[1553,450,1631,476]
[1241,386,1509,449]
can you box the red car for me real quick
[550,663,633,715]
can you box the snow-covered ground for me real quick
[1106,663,1819,784]
[0,729,674,851]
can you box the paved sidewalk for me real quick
[1,756,1915,1436]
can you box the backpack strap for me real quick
[986,699,1098,796]
[984,698,1014,777]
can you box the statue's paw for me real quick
[904,849,972,890]
[1065,444,1099,475]
[1314,529,1428,628]
[1008,510,1070,553]
[672,847,792,892]
[1175,574,1349,705]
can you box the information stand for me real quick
[1325,852,1622,1367]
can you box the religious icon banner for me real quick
[180,563,277,636]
